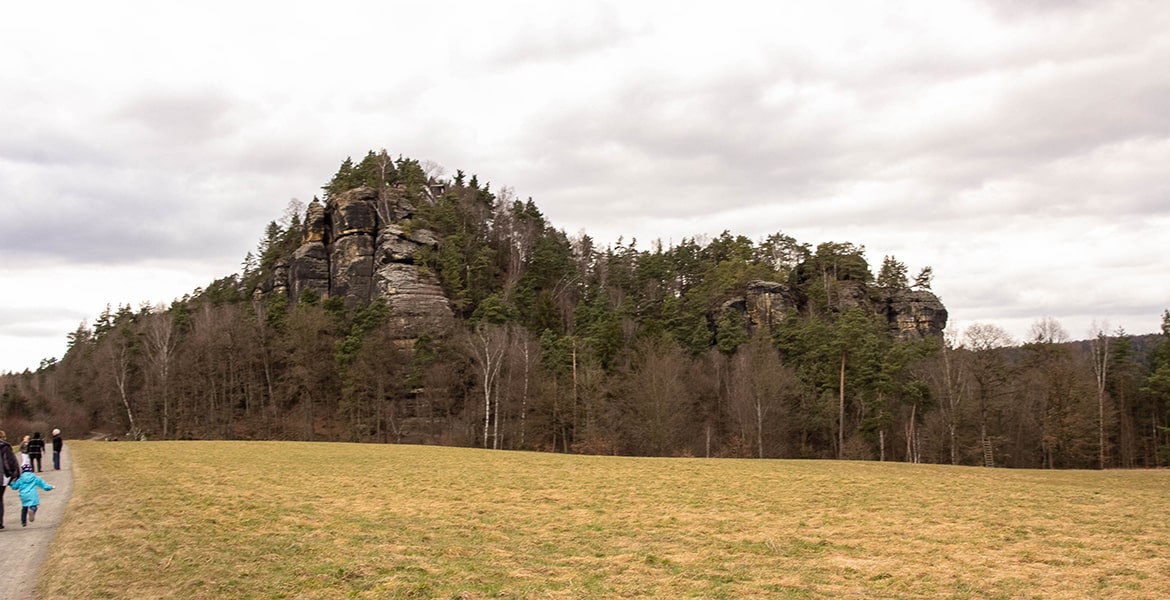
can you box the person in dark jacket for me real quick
[0,430,21,529]
[51,428,63,470]
[27,432,45,473]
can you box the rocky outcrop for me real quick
[287,241,329,301]
[272,187,945,345]
[879,288,948,341]
[375,264,455,338]
[743,280,802,334]
[723,279,947,341]
[277,188,454,337]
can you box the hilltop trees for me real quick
[876,256,909,289]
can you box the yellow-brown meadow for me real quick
[39,441,1170,599]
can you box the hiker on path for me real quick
[27,433,45,473]
[0,430,20,529]
[51,429,63,470]
[19,435,29,467]
[9,464,53,527]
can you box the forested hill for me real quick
[3,149,1169,469]
[260,152,948,348]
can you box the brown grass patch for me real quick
[37,442,1170,598]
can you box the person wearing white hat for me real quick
[51,428,63,471]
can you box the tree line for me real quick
[2,151,1168,468]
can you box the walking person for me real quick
[0,430,20,529]
[52,428,63,470]
[19,435,30,467]
[9,464,53,527]
[27,432,46,473]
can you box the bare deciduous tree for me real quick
[621,337,692,456]
[728,334,795,458]
[142,307,178,438]
[965,323,1015,466]
[926,327,968,465]
[98,329,142,440]
[1089,321,1111,469]
[467,322,509,449]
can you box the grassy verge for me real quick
[39,441,1170,599]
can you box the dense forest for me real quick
[3,150,1169,469]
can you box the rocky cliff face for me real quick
[742,281,802,332]
[270,186,944,345]
[880,288,949,341]
[735,279,947,341]
[274,186,454,338]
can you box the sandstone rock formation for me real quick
[276,187,454,337]
[879,288,949,341]
[731,279,947,341]
[271,186,945,345]
[743,280,801,333]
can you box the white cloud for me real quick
[1,0,1168,371]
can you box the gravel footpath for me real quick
[0,445,73,600]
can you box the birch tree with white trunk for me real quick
[467,322,509,449]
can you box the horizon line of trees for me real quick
[3,150,1169,469]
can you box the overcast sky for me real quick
[2,1,1168,372]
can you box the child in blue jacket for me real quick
[9,464,53,526]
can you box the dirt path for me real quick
[0,445,73,600]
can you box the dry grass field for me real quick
[38,441,1170,599]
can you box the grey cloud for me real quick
[0,208,243,266]
[242,141,331,176]
[483,3,642,67]
[916,74,1170,175]
[0,167,262,266]
[516,74,853,191]
[0,128,109,168]
[0,306,89,328]
[0,323,68,339]
[508,8,1170,239]
[109,89,241,146]
[985,0,1121,19]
